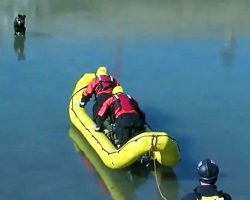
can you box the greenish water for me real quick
[1,1,250,199]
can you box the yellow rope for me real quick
[153,159,168,200]
[151,135,168,200]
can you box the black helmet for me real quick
[197,158,219,184]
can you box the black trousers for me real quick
[114,113,145,146]
[93,93,112,121]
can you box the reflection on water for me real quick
[68,126,179,200]
[222,31,236,67]
[154,165,179,200]
[68,126,140,200]
[13,35,26,60]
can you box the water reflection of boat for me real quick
[154,165,179,200]
[69,73,180,169]
[69,126,145,200]
[68,126,179,200]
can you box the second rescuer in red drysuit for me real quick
[95,86,146,147]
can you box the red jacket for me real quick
[98,93,140,119]
[82,75,119,101]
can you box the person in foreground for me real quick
[95,86,146,148]
[181,158,232,200]
[80,66,120,121]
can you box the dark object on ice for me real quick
[14,14,26,36]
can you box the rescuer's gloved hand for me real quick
[79,100,86,108]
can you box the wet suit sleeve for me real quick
[81,78,97,102]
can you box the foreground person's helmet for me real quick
[112,86,124,95]
[96,66,108,76]
[197,158,219,184]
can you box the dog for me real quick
[14,14,26,36]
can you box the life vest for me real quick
[95,75,115,94]
[111,94,137,119]
[196,191,224,200]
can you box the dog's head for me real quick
[16,14,26,26]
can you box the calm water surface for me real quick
[1,1,250,199]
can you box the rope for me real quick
[151,136,168,200]
[153,159,168,200]
[149,135,157,157]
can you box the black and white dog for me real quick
[14,14,26,36]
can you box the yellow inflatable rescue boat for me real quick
[68,73,181,169]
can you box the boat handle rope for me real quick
[150,135,168,200]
